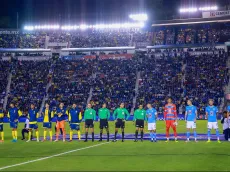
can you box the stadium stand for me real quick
[91,58,138,111]
[0,23,229,115]
[0,61,10,104]
[8,59,52,111]
[48,58,97,109]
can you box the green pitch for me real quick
[0,120,229,171]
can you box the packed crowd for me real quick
[0,61,10,104]
[184,51,228,114]
[0,33,46,48]
[91,58,138,111]
[0,26,229,49]
[154,27,230,45]
[0,46,228,115]
[137,53,183,112]
[8,60,52,111]
[48,59,97,109]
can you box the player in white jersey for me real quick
[205,99,220,143]
[185,100,198,142]
[146,103,158,142]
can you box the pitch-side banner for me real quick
[202,10,230,18]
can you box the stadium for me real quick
[0,0,230,171]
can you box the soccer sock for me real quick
[194,131,197,140]
[15,130,18,140]
[186,132,190,140]
[92,132,94,141]
[28,131,32,140]
[77,131,81,140]
[114,131,118,139]
[166,128,169,138]
[85,132,88,140]
[153,132,156,140]
[62,128,66,140]
[216,129,219,140]
[56,129,59,140]
[49,131,53,140]
[1,132,4,141]
[208,129,211,140]
[135,131,138,139]
[36,131,39,140]
[150,132,153,140]
[70,130,73,140]
[107,132,109,141]
[141,131,144,139]
[44,130,47,140]
[122,132,124,140]
[100,132,103,140]
[12,131,15,139]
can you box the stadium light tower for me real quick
[129,14,148,21]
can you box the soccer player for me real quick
[164,98,178,142]
[0,105,4,142]
[206,99,221,143]
[185,100,198,142]
[27,103,39,142]
[133,104,146,142]
[42,103,54,142]
[68,103,82,142]
[84,103,96,142]
[7,102,22,142]
[113,102,130,142]
[98,103,110,142]
[146,103,158,142]
[55,102,67,142]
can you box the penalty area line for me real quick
[0,142,110,171]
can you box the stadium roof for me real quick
[151,16,230,27]
[0,48,51,53]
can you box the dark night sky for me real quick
[0,0,229,28]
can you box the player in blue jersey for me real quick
[7,103,22,142]
[146,103,158,142]
[27,103,40,142]
[205,99,220,143]
[185,100,198,142]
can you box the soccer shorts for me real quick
[70,123,80,130]
[56,120,65,129]
[186,121,196,129]
[166,120,176,128]
[0,124,3,132]
[29,124,38,129]
[207,122,218,129]
[135,119,144,128]
[85,119,94,128]
[10,122,18,129]
[43,122,52,129]
[148,123,156,130]
[115,119,125,128]
[99,119,109,129]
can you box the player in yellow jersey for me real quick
[27,103,39,142]
[42,103,54,142]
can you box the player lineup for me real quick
[0,98,223,143]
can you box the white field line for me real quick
[0,142,109,171]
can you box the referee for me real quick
[133,104,146,142]
[113,102,130,142]
[98,103,110,142]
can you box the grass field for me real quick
[0,120,229,171]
